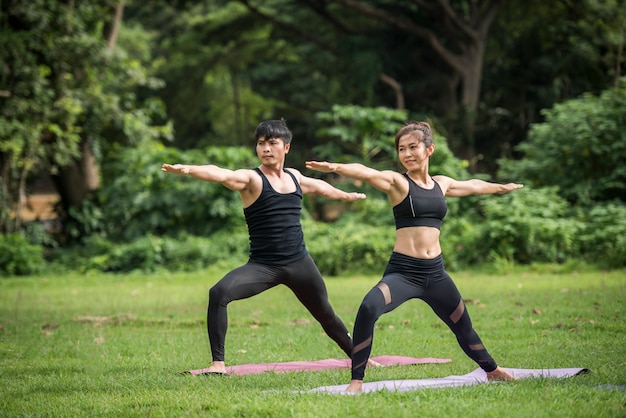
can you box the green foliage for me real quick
[439,187,592,270]
[314,105,407,167]
[125,0,624,170]
[125,1,287,148]
[313,105,471,178]
[474,187,583,264]
[303,216,394,276]
[479,0,624,173]
[97,143,256,241]
[428,128,473,181]
[19,221,58,248]
[334,189,394,228]
[439,216,483,271]
[0,0,172,235]
[499,78,626,204]
[577,201,626,268]
[0,233,45,276]
[65,197,106,242]
[50,228,249,274]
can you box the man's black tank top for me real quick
[393,173,447,230]
[244,168,308,265]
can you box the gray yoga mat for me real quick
[308,367,590,394]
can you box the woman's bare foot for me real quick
[486,367,517,381]
[367,359,383,368]
[345,380,363,393]
[200,361,227,375]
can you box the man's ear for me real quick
[285,143,291,153]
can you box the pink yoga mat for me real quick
[185,355,451,376]
[307,367,590,394]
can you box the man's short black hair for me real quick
[254,119,293,144]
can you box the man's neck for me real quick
[258,162,285,177]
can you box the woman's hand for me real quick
[161,163,189,175]
[305,161,336,173]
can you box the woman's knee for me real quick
[450,309,475,336]
[358,291,385,320]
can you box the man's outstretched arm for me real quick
[161,163,253,192]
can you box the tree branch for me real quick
[333,0,463,72]
[435,0,477,41]
[295,0,353,33]
[238,0,339,56]
[379,72,405,110]
[107,0,125,51]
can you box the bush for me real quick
[440,216,483,271]
[475,187,583,264]
[99,231,246,273]
[499,77,626,205]
[578,202,626,268]
[0,233,45,276]
[304,216,394,276]
[64,144,257,243]
[48,225,250,274]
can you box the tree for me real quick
[233,0,504,160]
[0,0,171,237]
[124,1,285,149]
[477,0,626,173]
[498,77,626,205]
[117,0,626,173]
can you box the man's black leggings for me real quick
[207,254,352,361]
[351,252,498,381]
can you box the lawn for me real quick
[1,262,625,417]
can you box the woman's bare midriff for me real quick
[393,227,442,259]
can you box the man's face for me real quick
[256,136,290,166]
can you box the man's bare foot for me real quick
[486,367,517,381]
[200,361,227,375]
[345,380,363,394]
[367,359,383,368]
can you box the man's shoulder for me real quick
[284,167,303,180]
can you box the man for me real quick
[162,119,366,374]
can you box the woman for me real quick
[306,121,522,393]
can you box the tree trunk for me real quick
[330,0,501,158]
[52,140,100,214]
[0,152,10,233]
[379,72,405,110]
[107,0,125,51]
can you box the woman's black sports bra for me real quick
[392,174,447,230]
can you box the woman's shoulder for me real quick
[431,175,455,193]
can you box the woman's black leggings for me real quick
[207,254,352,361]
[351,252,498,381]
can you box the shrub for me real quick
[578,202,626,268]
[67,144,257,243]
[499,77,626,205]
[440,217,483,271]
[47,224,250,274]
[0,233,45,276]
[304,216,394,276]
[476,187,583,264]
[97,229,248,273]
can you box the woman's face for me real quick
[397,134,431,170]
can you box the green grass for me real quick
[1,262,625,417]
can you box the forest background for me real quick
[1,0,625,276]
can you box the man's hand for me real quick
[341,192,366,202]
